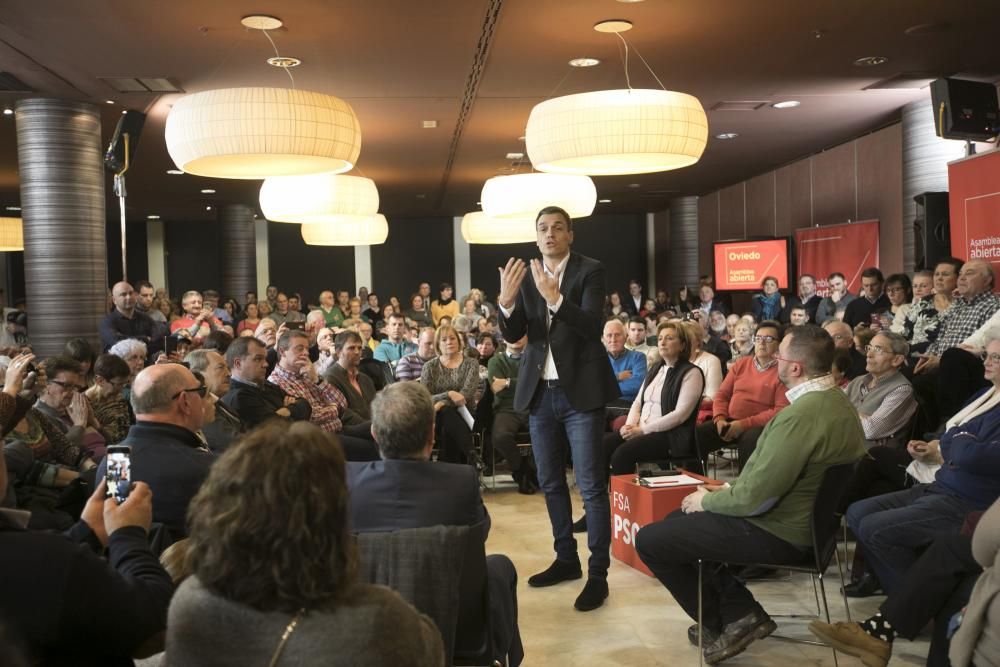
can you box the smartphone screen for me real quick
[105,445,132,504]
[164,335,179,356]
[286,321,305,330]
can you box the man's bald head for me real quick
[958,260,996,297]
[131,363,206,432]
[822,320,854,350]
[112,281,137,315]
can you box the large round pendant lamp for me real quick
[481,173,596,220]
[0,217,23,251]
[525,88,708,175]
[165,87,362,179]
[260,173,379,223]
[300,214,388,246]
[460,211,536,244]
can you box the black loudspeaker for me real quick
[104,110,146,172]
[914,192,950,271]
[930,78,1000,142]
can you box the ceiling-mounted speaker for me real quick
[929,78,999,141]
[104,110,146,172]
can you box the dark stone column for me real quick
[669,196,699,293]
[15,99,107,357]
[218,204,257,301]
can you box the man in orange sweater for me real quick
[697,320,790,471]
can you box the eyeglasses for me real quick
[982,352,1000,365]
[864,344,893,356]
[50,379,85,392]
[753,335,777,344]
[170,384,208,400]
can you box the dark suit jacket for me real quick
[498,252,620,412]
[221,378,311,428]
[326,363,377,421]
[623,293,645,317]
[347,459,489,536]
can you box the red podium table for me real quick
[610,471,718,577]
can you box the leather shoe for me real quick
[703,609,777,664]
[528,559,582,587]
[735,565,781,582]
[572,515,587,533]
[842,572,882,598]
[808,620,890,667]
[573,577,608,611]
[515,470,536,495]
[687,624,719,647]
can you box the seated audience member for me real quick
[313,326,337,377]
[880,273,912,331]
[694,313,732,369]
[604,319,647,412]
[201,330,232,354]
[891,269,933,334]
[846,330,1000,597]
[626,316,653,355]
[823,320,867,380]
[136,279,168,324]
[404,293,434,329]
[221,336,311,428]
[853,324,877,360]
[314,289,342,328]
[201,290,231,326]
[487,335,537,494]
[420,324,479,464]
[605,291,625,319]
[396,327,437,381]
[681,321,723,403]
[165,421,444,667]
[845,331,917,450]
[325,331,377,421]
[83,354,133,448]
[788,305,810,326]
[695,284,728,319]
[622,279,644,317]
[341,297,368,328]
[362,292,381,323]
[750,276,787,323]
[33,356,104,460]
[100,280,162,353]
[900,258,962,357]
[373,312,416,369]
[697,321,790,471]
[914,260,999,424]
[95,363,214,538]
[357,321,377,358]
[708,311,729,342]
[347,382,522,665]
[810,498,998,667]
[267,331,378,461]
[64,337,97,384]
[796,274,822,323]
[185,349,243,454]
[235,301,260,336]
[844,268,889,329]
[636,324,864,664]
[815,272,857,324]
[109,338,148,389]
[170,290,224,343]
[252,319,280,376]
[266,292,306,327]
[432,282,460,326]
[603,321,705,476]
[831,350,852,388]
[728,321,754,369]
[0,452,172,665]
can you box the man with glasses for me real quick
[844,268,889,329]
[34,356,102,456]
[696,321,790,471]
[95,363,214,537]
[823,319,868,380]
[845,332,917,451]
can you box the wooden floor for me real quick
[483,469,931,667]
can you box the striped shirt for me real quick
[268,364,347,433]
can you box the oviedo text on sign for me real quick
[712,238,791,291]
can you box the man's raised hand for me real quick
[497,258,527,310]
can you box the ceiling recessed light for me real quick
[105,100,115,105]
[598,198,612,203]
[2,109,13,116]
[422,120,438,128]
[166,169,184,175]
[241,15,283,30]
[121,110,127,115]
[569,57,601,68]
[594,19,633,34]
[772,100,801,109]
[415,193,427,200]
[854,56,889,67]
[5,206,21,211]
[205,205,213,211]
[200,189,216,194]
[267,56,301,68]
[627,183,641,189]
[505,152,524,160]
[716,132,739,140]
[146,215,161,220]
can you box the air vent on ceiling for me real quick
[99,77,184,93]
[863,72,942,90]
[710,100,769,111]
[0,71,33,93]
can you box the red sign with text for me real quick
[948,150,1000,292]
[713,239,791,290]
[795,220,880,296]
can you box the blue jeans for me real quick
[529,385,609,577]
[846,483,971,596]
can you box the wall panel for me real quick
[811,141,857,226]
[746,171,776,237]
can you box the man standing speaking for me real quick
[498,206,620,611]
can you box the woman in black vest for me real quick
[603,320,705,477]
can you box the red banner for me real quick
[948,150,1000,292]
[713,239,791,290]
[795,220,880,296]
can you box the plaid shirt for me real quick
[927,291,1000,356]
[268,364,347,433]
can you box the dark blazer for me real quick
[200,401,245,453]
[221,377,311,428]
[347,459,489,536]
[623,292,645,317]
[325,363,377,421]
[95,421,215,537]
[499,252,620,412]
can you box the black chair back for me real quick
[453,522,493,665]
[809,461,858,572]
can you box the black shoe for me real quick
[528,558,583,587]
[687,624,720,647]
[736,566,781,582]
[572,515,587,533]
[573,577,609,611]
[703,609,777,664]
[515,469,536,495]
[842,572,883,598]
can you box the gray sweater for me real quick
[164,576,444,666]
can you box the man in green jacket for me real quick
[636,324,865,665]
